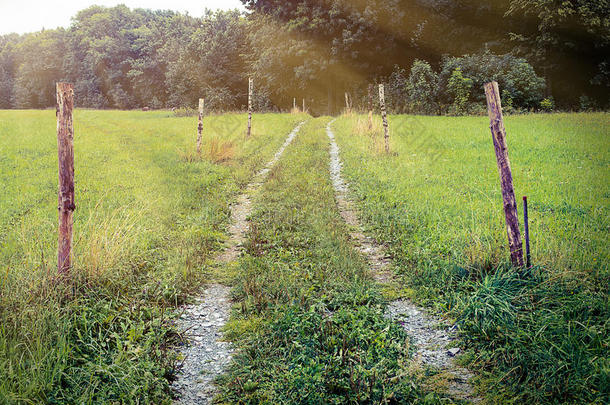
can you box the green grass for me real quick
[332,112,609,403]
[217,119,454,404]
[0,109,306,403]
[1,110,607,404]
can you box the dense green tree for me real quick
[0,1,606,110]
[13,29,67,108]
[242,0,608,109]
[385,66,409,113]
[0,34,20,108]
[130,10,200,108]
[245,13,317,110]
[507,0,610,105]
[166,10,248,110]
[439,52,546,110]
[242,0,407,113]
[68,5,148,108]
[405,60,439,115]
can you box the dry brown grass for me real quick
[463,233,506,277]
[352,115,388,154]
[177,138,235,164]
[204,138,235,163]
[353,115,382,136]
[177,147,202,162]
[76,201,149,280]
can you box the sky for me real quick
[0,0,246,35]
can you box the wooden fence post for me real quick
[484,81,524,267]
[344,92,351,113]
[247,78,253,138]
[379,84,390,153]
[293,97,296,110]
[56,82,75,275]
[196,98,204,154]
[302,98,305,113]
[368,84,374,130]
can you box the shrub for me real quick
[172,107,197,117]
[579,95,597,111]
[405,59,439,115]
[440,51,546,110]
[447,68,472,115]
[467,102,488,116]
[540,97,554,112]
[385,65,409,113]
[501,89,515,114]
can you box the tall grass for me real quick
[0,109,307,402]
[332,112,610,403]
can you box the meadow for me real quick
[0,109,607,404]
[332,112,609,403]
[0,109,306,403]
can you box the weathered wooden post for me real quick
[293,97,296,110]
[344,92,351,114]
[379,84,390,153]
[523,196,531,268]
[368,84,374,130]
[56,82,75,275]
[302,98,305,113]
[196,98,204,154]
[484,81,524,267]
[247,78,253,138]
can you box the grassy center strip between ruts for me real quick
[0,110,307,403]
[217,118,450,403]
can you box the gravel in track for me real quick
[326,119,479,402]
[172,122,305,404]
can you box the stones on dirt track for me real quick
[172,122,306,404]
[172,285,233,404]
[326,119,479,403]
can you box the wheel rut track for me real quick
[326,119,480,403]
[172,122,306,404]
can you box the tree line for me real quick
[0,0,607,114]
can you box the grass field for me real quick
[0,109,306,403]
[0,110,607,404]
[332,112,609,403]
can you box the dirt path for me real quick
[172,122,305,404]
[326,120,479,403]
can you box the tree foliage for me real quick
[439,52,546,110]
[405,60,439,115]
[0,1,606,111]
[507,0,610,104]
[447,68,473,115]
[167,10,248,110]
